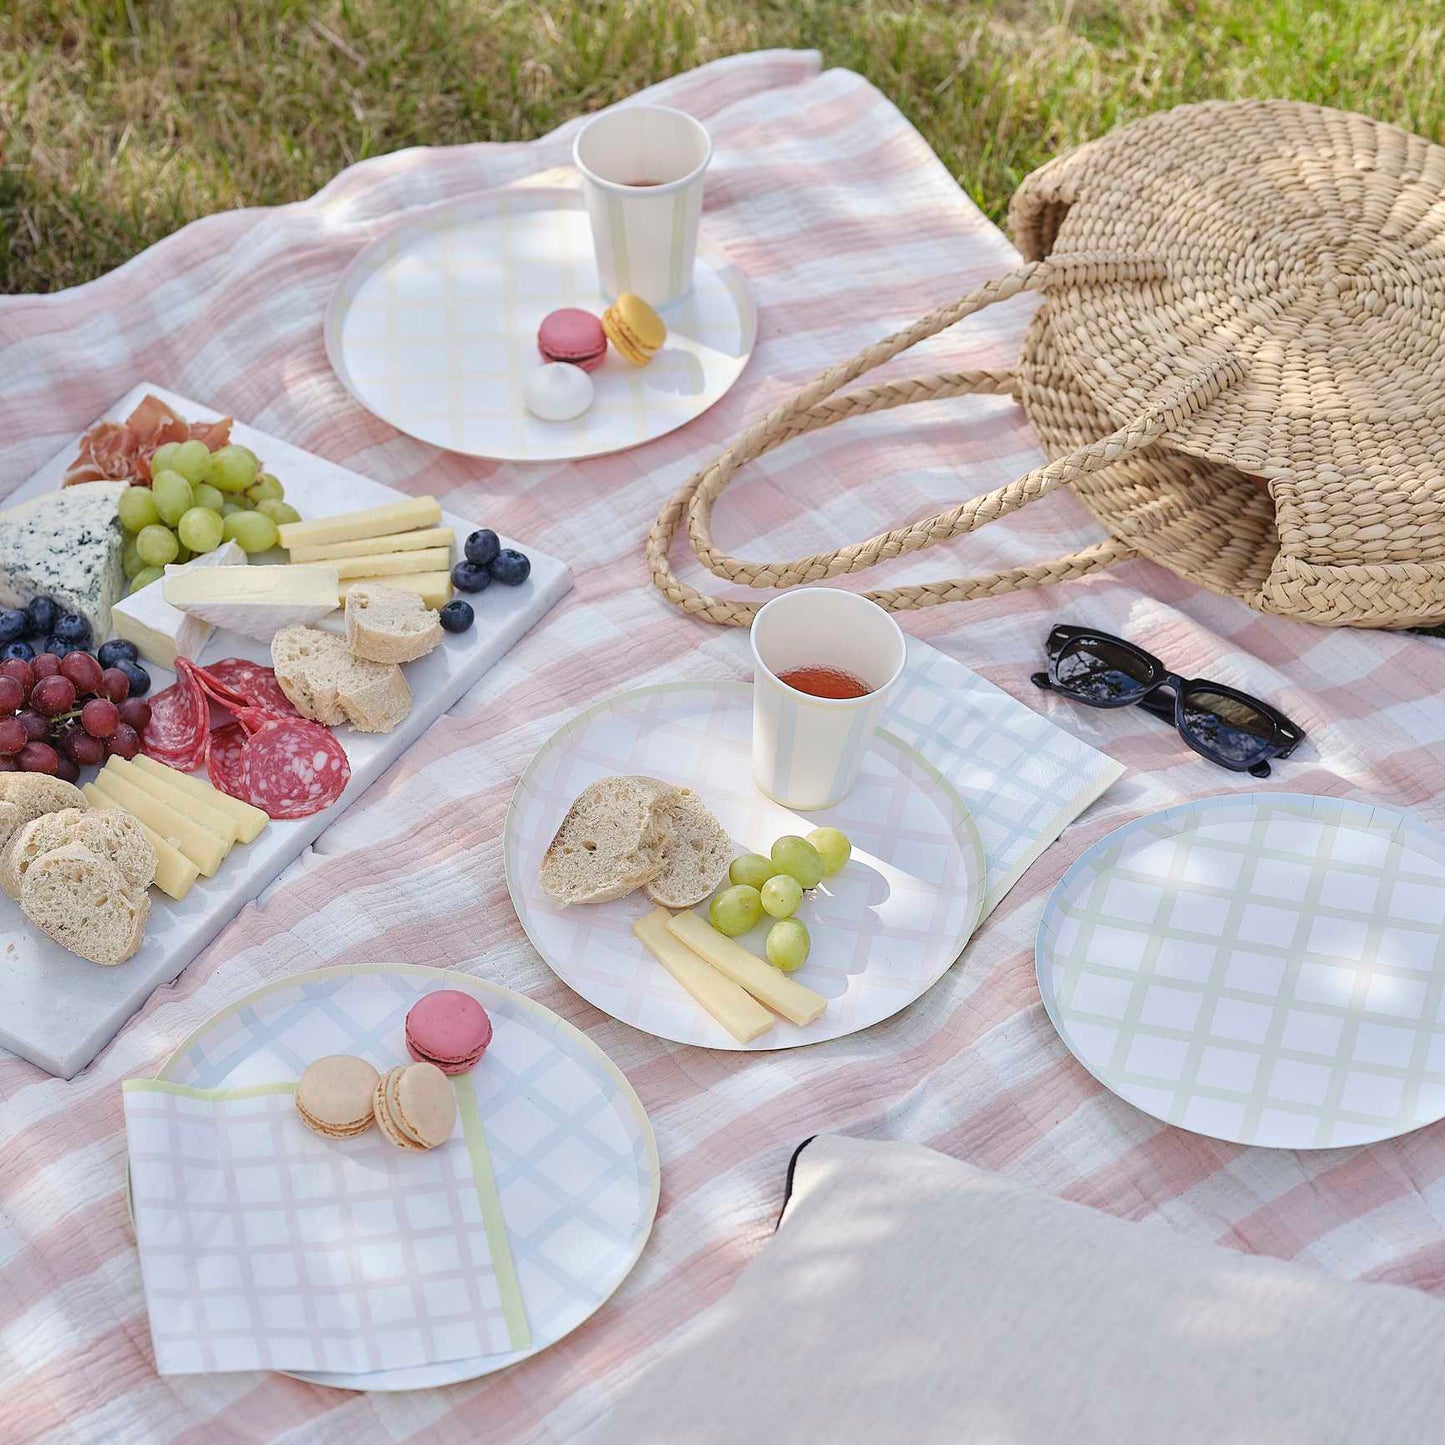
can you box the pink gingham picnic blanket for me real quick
[6,48,1445,1445]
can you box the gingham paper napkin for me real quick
[883,638,1125,914]
[123,1079,530,1376]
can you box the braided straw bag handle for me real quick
[648,257,1246,626]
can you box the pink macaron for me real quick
[537,308,607,371]
[405,990,494,1075]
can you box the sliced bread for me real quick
[0,800,24,856]
[72,808,157,893]
[1,807,85,898]
[643,789,734,908]
[20,842,150,966]
[346,583,444,665]
[272,624,412,733]
[539,775,677,906]
[0,776,88,854]
[4,806,157,901]
[0,773,87,824]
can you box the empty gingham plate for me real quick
[149,965,659,1390]
[1037,793,1445,1149]
[504,682,986,1050]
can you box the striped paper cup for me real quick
[574,104,711,307]
[749,589,907,811]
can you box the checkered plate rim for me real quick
[1036,792,1445,1150]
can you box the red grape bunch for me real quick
[0,652,152,782]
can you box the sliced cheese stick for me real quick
[105,756,239,849]
[332,546,452,581]
[633,908,773,1044]
[130,754,269,843]
[278,497,441,551]
[338,571,452,609]
[666,911,828,1027]
[287,527,454,564]
[81,782,200,901]
[88,771,228,877]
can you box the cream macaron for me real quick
[296,1055,381,1140]
[372,1061,458,1151]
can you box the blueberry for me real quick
[464,529,501,567]
[450,560,493,594]
[24,597,58,637]
[438,599,475,634]
[97,638,140,669]
[54,613,91,645]
[43,637,80,659]
[0,609,26,644]
[117,659,151,697]
[489,548,531,586]
[2,641,34,663]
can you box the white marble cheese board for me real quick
[0,383,571,1078]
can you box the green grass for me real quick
[4,0,1445,293]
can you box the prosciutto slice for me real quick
[63,395,238,485]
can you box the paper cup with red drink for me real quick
[749,589,907,810]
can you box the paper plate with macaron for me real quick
[324,187,756,463]
[123,964,658,1389]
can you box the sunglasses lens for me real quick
[1180,688,1278,766]
[1054,636,1153,702]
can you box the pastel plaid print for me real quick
[152,965,659,1391]
[1039,795,1445,1149]
[124,1081,524,1376]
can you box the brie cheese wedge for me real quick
[111,541,246,668]
[163,563,340,642]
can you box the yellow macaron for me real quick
[602,292,666,366]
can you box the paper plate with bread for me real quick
[1,382,570,1077]
[504,683,986,1050]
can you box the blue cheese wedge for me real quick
[110,540,247,668]
[163,563,340,642]
[0,482,126,640]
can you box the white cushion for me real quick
[586,1134,1445,1444]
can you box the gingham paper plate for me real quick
[324,187,756,461]
[504,683,987,1050]
[148,965,659,1390]
[1037,793,1445,1150]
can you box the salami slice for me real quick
[186,659,250,713]
[237,715,350,819]
[141,664,210,771]
[202,658,300,718]
[206,722,251,801]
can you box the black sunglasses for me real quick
[1031,625,1305,778]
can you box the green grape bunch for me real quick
[118,441,297,592]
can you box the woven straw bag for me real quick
[649,100,1445,630]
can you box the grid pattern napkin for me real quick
[124,1079,529,1376]
[886,638,1124,914]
